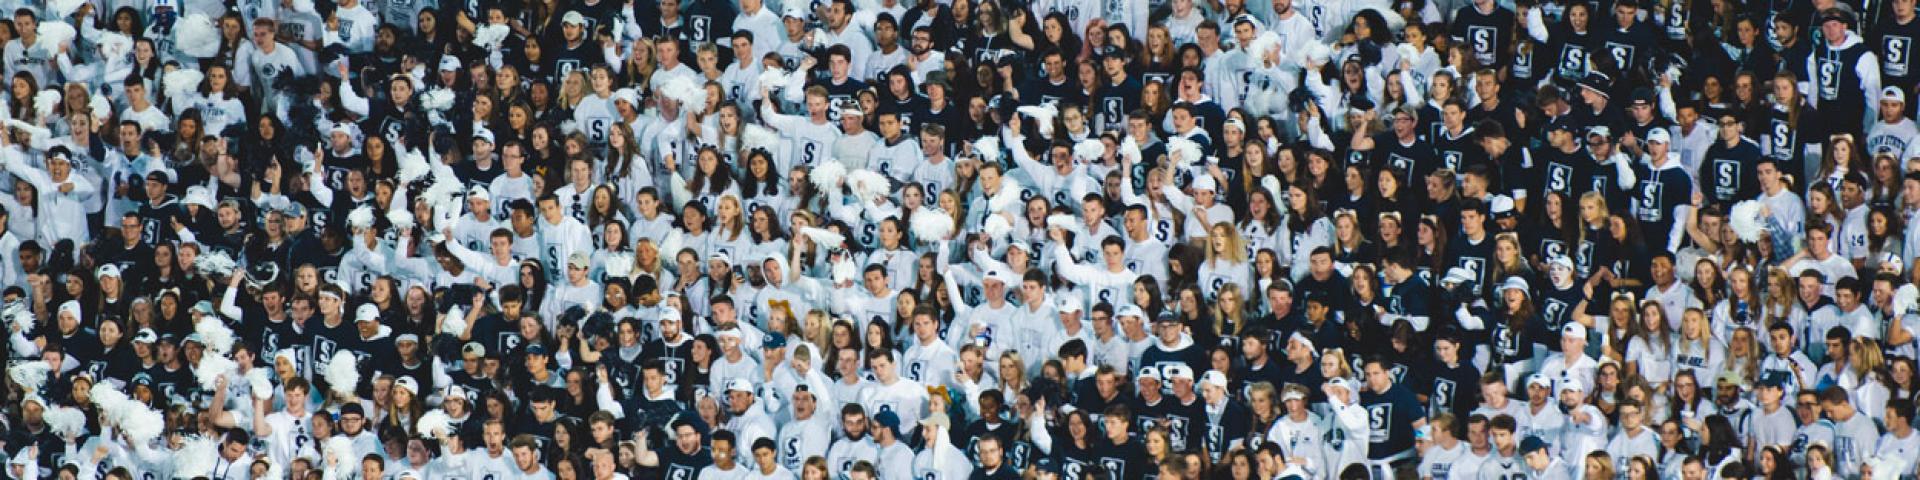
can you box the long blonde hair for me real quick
[1206,222,1248,265]
[1212,283,1246,337]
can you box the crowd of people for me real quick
[8,0,1920,477]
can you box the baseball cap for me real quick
[1489,195,1516,218]
[1137,366,1162,383]
[1558,375,1585,393]
[134,328,158,344]
[981,266,1013,284]
[920,412,951,428]
[473,127,495,144]
[438,56,461,72]
[874,410,901,432]
[526,343,548,356]
[1191,175,1218,192]
[1200,370,1228,389]
[1526,373,1553,389]
[461,341,487,357]
[1562,322,1588,339]
[1548,255,1574,271]
[1586,125,1612,138]
[1154,311,1181,324]
[1520,436,1550,455]
[356,304,381,322]
[394,376,420,395]
[764,332,788,349]
[394,333,420,344]
[1646,128,1672,144]
[1163,364,1194,381]
[567,251,591,270]
[1325,377,1354,393]
[1497,277,1530,296]
[782,5,808,18]
[562,11,588,25]
[1116,304,1144,319]
[1759,372,1790,389]
[96,264,121,279]
[726,378,755,393]
[1885,86,1907,104]
[1055,296,1083,313]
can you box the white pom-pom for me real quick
[194,353,236,390]
[742,124,781,154]
[1015,103,1059,127]
[193,249,237,277]
[1072,139,1106,162]
[9,360,50,394]
[34,89,61,121]
[246,368,274,401]
[603,252,634,279]
[416,409,453,438]
[1729,200,1766,243]
[163,69,204,103]
[810,160,847,193]
[36,22,76,57]
[118,404,165,444]
[324,436,355,465]
[1046,214,1082,234]
[89,94,112,124]
[387,209,416,231]
[1896,284,1920,316]
[440,305,468,336]
[972,136,1002,165]
[174,14,220,58]
[1119,137,1143,164]
[396,148,431,183]
[324,350,360,398]
[910,209,955,241]
[472,24,510,49]
[1302,42,1334,68]
[49,0,86,18]
[1247,31,1282,58]
[798,227,845,249]
[420,89,455,112]
[43,406,86,438]
[96,32,133,61]
[2,301,29,334]
[988,178,1023,212]
[846,169,891,201]
[759,67,790,93]
[830,257,857,285]
[90,382,130,421]
[983,215,1013,240]
[1261,176,1284,205]
[1168,137,1203,167]
[172,436,219,478]
[347,205,376,230]
[660,75,709,110]
[194,317,235,354]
